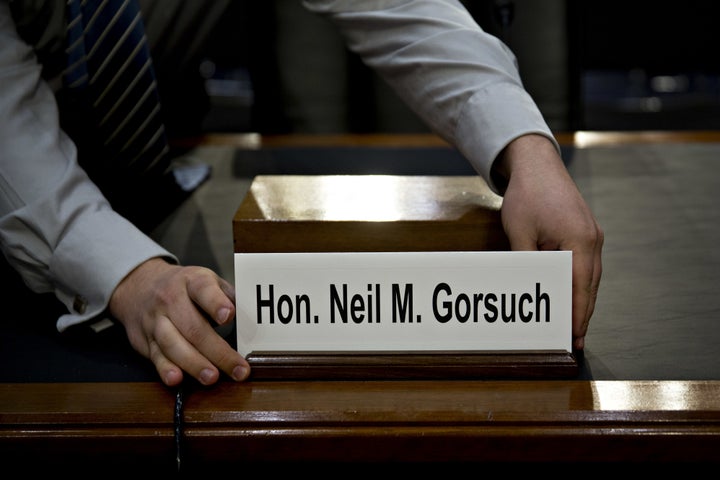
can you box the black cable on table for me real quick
[174,385,185,474]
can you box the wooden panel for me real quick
[245,350,578,379]
[571,130,720,147]
[172,130,720,150]
[2,380,719,472]
[180,379,720,466]
[0,382,177,472]
[233,175,509,253]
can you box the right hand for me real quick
[109,257,251,387]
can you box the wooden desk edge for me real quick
[172,130,720,150]
[245,350,578,380]
[2,380,720,468]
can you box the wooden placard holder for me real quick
[233,175,578,379]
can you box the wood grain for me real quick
[172,130,720,149]
[2,380,719,471]
[233,175,509,253]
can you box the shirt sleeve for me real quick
[0,2,175,331]
[302,0,560,192]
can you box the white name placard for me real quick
[234,251,572,356]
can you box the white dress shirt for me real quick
[0,0,557,332]
[303,0,559,183]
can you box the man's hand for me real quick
[495,134,604,351]
[109,257,251,387]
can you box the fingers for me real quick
[160,271,251,386]
[498,140,603,353]
[571,251,594,351]
[153,323,220,386]
[571,225,604,351]
[111,260,251,387]
[186,271,236,327]
[148,308,251,387]
[147,330,188,387]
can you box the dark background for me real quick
[145,0,720,139]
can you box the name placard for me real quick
[234,251,571,356]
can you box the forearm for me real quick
[303,0,560,191]
[0,4,174,330]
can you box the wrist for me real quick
[109,257,170,318]
[492,134,562,187]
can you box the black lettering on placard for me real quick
[329,284,381,324]
[519,293,533,322]
[256,284,275,324]
[536,282,551,322]
[500,293,517,323]
[432,282,453,323]
[484,293,498,322]
[256,284,314,324]
[252,282,551,327]
[431,282,550,324]
[392,283,415,323]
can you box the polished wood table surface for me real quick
[2,380,719,472]
[2,131,720,472]
[174,129,720,149]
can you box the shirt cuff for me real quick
[52,208,176,331]
[454,82,560,194]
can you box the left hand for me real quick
[494,134,604,351]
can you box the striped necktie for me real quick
[60,0,170,211]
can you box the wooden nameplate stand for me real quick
[233,175,578,379]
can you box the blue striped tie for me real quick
[61,0,170,210]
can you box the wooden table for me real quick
[2,131,720,472]
[2,380,719,473]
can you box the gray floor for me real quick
[156,141,720,381]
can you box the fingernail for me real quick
[199,368,216,385]
[232,365,248,381]
[164,369,183,387]
[217,307,231,324]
